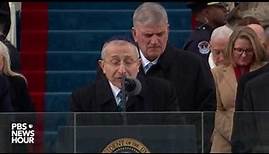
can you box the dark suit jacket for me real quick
[70,75,186,129]
[232,72,269,153]
[243,72,269,109]
[71,75,179,112]
[235,63,269,111]
[0,74,13,111]
[139,45,216,111]
[7,75,34,112]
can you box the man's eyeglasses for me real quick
[103,58,139,67]
[233,47,254,56]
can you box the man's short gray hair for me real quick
[101,40,139,59]
[133,2,168,27]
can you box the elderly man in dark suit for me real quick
[130,2,216,152]
[0,74,13,111]
[132,2,216,112]
[71,39,179,112]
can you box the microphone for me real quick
[119,76,142,113]
[123,76,142,96]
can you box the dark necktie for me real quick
[116,91,125,112]
[144,62,154,73]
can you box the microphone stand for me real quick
[121,76,128,125]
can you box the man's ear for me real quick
[131,27,138,42]
[98,60,105,73]
[167,24,170,32]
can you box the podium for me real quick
[56,124,197,153]
[3,111,269,152]
[0,112,215,153]
[55,112,203,153]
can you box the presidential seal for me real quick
[102,138,150,153]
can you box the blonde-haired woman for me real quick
[0,40,34,111]
[210,26,267,152]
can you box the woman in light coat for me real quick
[210,26,267,153]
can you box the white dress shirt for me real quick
[108,81,121,106]
[139,50,159,73]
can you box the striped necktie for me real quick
[144,62,154,73]
[116,91,125,112]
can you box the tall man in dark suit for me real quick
[0,74,13,111]
[131,2,216,152]
[232,72,269,153]
[71,39,179,112]
[132,2,216,112]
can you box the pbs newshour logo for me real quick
[11,123,35,144]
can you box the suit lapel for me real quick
[156,46,172,71]
[138,46,172,78]
[95,78,146,112]
[95,79,117,111]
